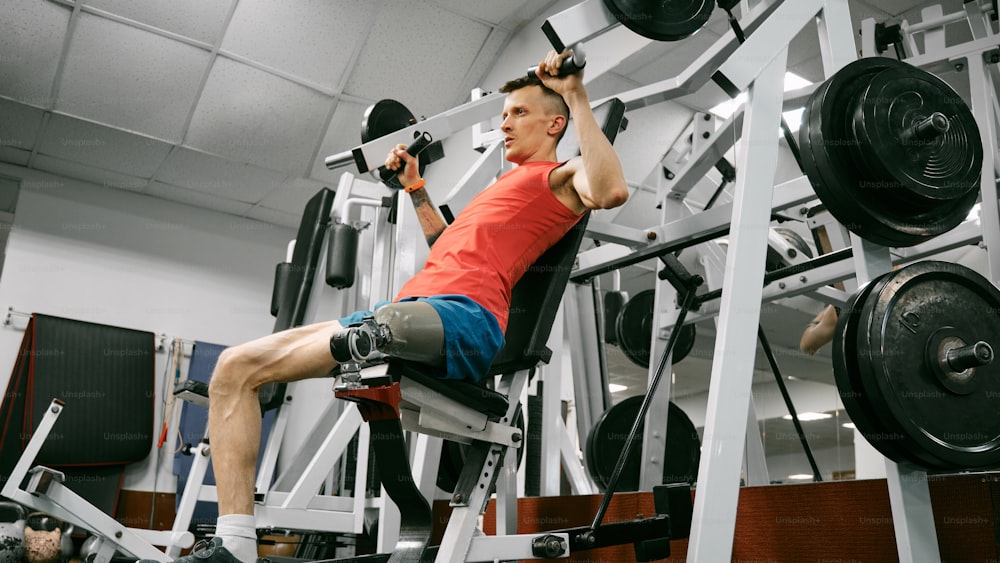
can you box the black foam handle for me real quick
[378,131,434,184]
[527,50,587,79]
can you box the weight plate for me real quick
[803,58,926,247]
[852,67,981,207]
[603,291,628,345]
[436,407,525,493]
[602,0,715,42]
[858,261,1000,469]
[361,99,428,177]
[765,227,814,272]
[616,290,696,368]
[802,58,979,247]
[584,396,700,491]
[833,270,915,465]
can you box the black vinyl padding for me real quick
[259,188,336,411]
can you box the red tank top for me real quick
[396,160,584,332]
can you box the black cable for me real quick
[587,288,699,534]
[756,325,823,482]
[704,176,730,211]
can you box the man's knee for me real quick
[209,346,262,398]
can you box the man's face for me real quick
[500,85,558,164]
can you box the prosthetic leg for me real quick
[329,302,446,381]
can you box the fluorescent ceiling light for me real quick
[708,72,812,134]
[782,412,832,422]
[609,383,628,393]
[787,473,814,480]
[842,422,856,429]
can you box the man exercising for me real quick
[163,50,629,563]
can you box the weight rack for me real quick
[546,0,1000,561]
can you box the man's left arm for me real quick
[563,88,630,209]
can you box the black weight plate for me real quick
[852,67,981,207]
[852,266,943,467]
[603,291,627,345]
[436,407,525,493]
[616,290,696,368]
[361,99,428,177]
[617,289,656,367]
[858,261,1000,469]
[584,396,700,491]
[602,0,715,42]
[801,62,896,246]
[361,99,415,143]
[804,58,932,248]
[833,271,914,464]
[804,58,966,248]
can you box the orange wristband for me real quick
[404,178,426,193]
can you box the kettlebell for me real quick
[24,512,70,563]
[0,501,26,563]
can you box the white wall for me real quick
[0,163,294,493]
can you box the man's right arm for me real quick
[385,145,448,248]
[407,183,448,247]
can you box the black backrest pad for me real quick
[488,213,590,374]
[259,188,335,411]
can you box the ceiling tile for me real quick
[185,57,334,173]
[311,99,370,183]
[156,147,287,203]
[457,28,512,101]
[431,0,529,25]
[36,114,172,177]
[0,1,71,106]
[0,100,46,151]
[221,0,371,90]
[146,180,255,217]
[343,0,492,117]
[0,147,31,167]
[258,177,332,216]
[244,205,300,228]
[82,0,234,44]
[57,13,211,141]
[32,154,149,192]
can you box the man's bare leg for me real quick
[197,319,344,562]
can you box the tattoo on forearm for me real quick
[409,188,447,247]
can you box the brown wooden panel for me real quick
[115,490,176,531]
[453,475,1000,563]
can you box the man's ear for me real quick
[549,114,567,137]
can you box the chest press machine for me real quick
[300,93,694,562]
[320,220,692,563]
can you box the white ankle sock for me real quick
[215,514,257,563]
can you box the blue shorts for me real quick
[338,295,505,383]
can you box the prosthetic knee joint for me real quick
[330,302,445,384]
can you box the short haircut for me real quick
[500,74,570,143]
